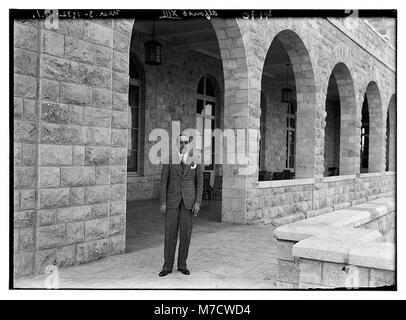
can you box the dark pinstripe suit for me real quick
[160,161,203,271]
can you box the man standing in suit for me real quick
[159,134,203,277]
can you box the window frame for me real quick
[196,76,217,172]
[127,68,142,174]
[360,99,370,172]
[259,91,266,170]
[285,101,296,171]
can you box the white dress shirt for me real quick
[178,152,188,164]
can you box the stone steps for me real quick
[247,218,272,226]
[271,213,305,227]
[268,194,393,227]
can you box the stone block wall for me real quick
[359,211,395,239]
[261,80,292,172]
[275,239,300,288]
[13,15,396,277]
[14,19,39,278]
[249,173,395,223]
[238,17,395,223]
[275,197,395,288]
[247,183,313,222]
[13,18,132,278]
[314,173,395,210]
[327,18,395,69]
[298,259,395,288]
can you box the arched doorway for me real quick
[360,82,384,173]
[125,19,227,253]
[386,94,396,171]
[324,63,357,176]
[260,30,317,181]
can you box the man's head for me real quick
[177,134,193,154]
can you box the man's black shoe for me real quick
[178,268,190,275]
[159,270,172,277]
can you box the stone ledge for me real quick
[258,178,314,188]
[349,241,395,271]
[274,224,381,242]
[305,206,333,219]
[292,230,382,264]
[332,202,351,211]
[247,218,272,226]
[271,213,305,227]
[323,175,355,183]
[298,282,332,289]
[275,197,395,276]
[360,172,383,178]
[274,197,394,241]
[351,198,367,206]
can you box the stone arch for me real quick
[209,19,250,223]
[259,90,267,171]
[195,74,222,172]
[324,62,357,176]
[261,29,317,179]
[386,94,396,171]
[362,81,384,173]
[210,19,249,128]
[126,18,249,223]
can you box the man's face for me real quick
[178,137,189,154]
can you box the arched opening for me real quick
[196,75,219,172]
[260,30,317,181]
[360,82,384,173]
[386,94,396,171]
[126,19,225,253]
[360,96,370,173]
[259,91,267,175]
[324,63,357,176]
[196,74,223,214]
[127,55,145,175]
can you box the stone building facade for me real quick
[13,14,396,277]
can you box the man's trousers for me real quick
[163,200,193,271]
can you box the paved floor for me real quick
[14,199,278,289]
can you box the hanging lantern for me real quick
[144,20,162,65]
[282,87,293,103]
[281,63,292,102]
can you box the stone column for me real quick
[13,17,132,277]
[387,94,396,171]
[13,19,40,277]
[211,18,254,224]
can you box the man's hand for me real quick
[192,203,200,216]
[160,204,167,215]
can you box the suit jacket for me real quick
[160,162,203,210]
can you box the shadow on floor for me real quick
[126,199,223,253]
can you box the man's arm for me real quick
[160,164,169,205]
[195,164,203,205]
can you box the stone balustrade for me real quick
[274,197,395,288]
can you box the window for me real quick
[128,60,142,173]
[385,109,390,171]
[286,102,296,170]
[196,76,216,171]
[360,97,369,172]
[259,92,266,170]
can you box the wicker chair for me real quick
[203,171,212,200]
[212,175,222,200]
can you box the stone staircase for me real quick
[248,191,395,227]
